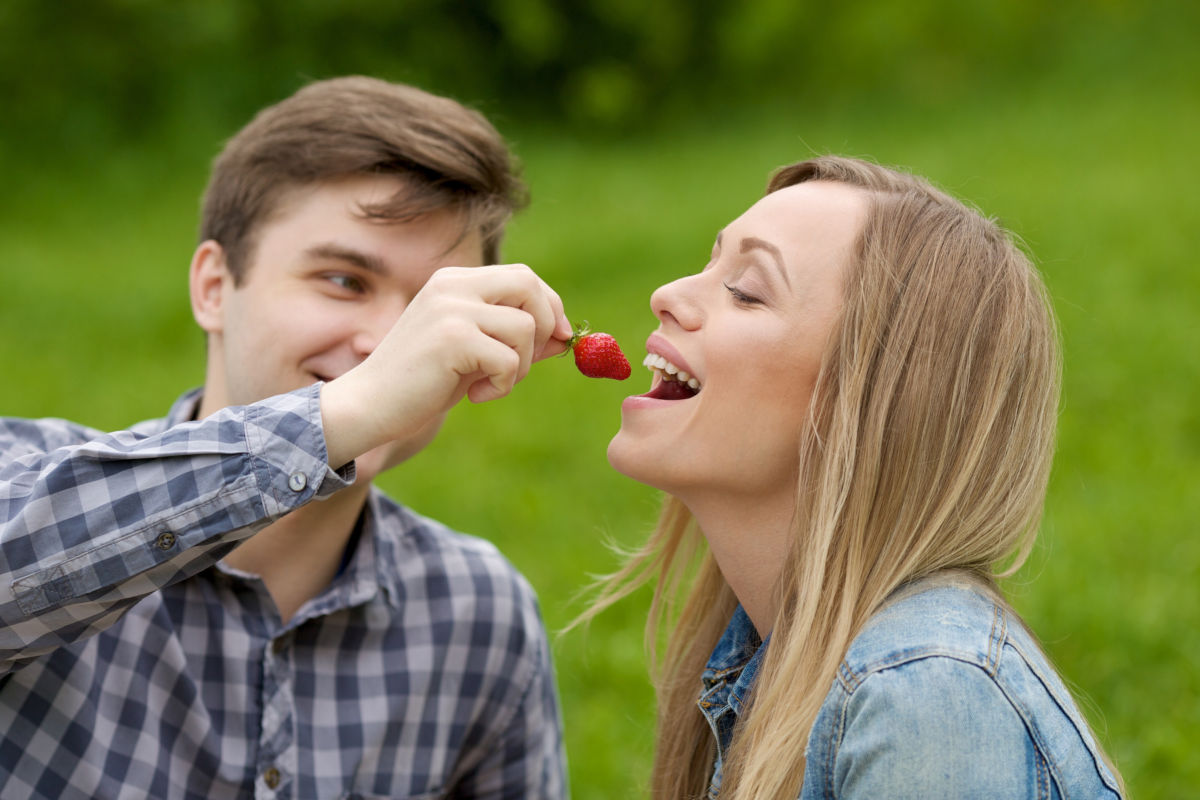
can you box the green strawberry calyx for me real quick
[560,321,592,354]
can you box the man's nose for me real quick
[351,296,409,358]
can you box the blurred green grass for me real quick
[2,72,1197,798]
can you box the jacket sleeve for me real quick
[0,386,352,674]
[831,655,1046,800]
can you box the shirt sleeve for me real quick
[0,385,353,673]
[832,656,1045,800]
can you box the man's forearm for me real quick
[0,386,350,673]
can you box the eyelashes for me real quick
[723,282,763,306]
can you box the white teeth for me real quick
[644,354,674,372]
[643,351,702,392]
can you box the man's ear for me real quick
[190,240,232,333]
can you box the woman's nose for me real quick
[650,275,702,330]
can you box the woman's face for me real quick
[608,180,867,506]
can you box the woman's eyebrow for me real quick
[740,236,791,289]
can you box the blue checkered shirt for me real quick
[0,386,566,799]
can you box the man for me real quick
[0,76,570,798]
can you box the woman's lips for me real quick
[645,333,696,380]
[622,333,701,411]
[623,370,699,414]
[645,378,696,401]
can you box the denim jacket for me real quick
[698,572,1124,799]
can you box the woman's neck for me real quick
[684,488,796,638]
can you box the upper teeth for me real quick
[642,353,701,390]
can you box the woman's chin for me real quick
[605,432,636,478]
[606,433,674,493]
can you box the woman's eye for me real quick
[723,282,762,305]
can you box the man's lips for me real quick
[305,362,354,384]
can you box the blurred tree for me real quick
[0,0,1195,160]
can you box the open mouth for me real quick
[642,353,701,400]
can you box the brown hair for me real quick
[579,156,1123,797]
[199,76,527,282]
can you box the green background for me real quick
[1,2,1196,797]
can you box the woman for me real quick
[592,156,1125,798]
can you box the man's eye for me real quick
[723,282,762,305]
[326,274,365,293]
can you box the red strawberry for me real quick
[567,324,631,380]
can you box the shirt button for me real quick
[263,766,281,789]
[154,531,176,550]
[287,471,307,492]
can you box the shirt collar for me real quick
[277,493,391,627]
[362,489,404,610]
[167,387,205,426]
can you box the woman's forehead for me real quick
[729,182,867,267]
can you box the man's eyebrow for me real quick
[740,236,791,289]
[304,243,387,275]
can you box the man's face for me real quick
[191,174,485,481]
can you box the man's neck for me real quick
[222,482,371,623]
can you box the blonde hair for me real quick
[582,156,1122,798]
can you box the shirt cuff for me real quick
[243,384,355,517]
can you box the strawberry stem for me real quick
[561,320,591,354]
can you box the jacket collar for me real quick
[701,605,769,715]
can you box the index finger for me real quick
[478,264,571,358]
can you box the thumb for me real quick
[535,335,571,361]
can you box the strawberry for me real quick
[566,323,631,380]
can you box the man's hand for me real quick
[319,264,571,468]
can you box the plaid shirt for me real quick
[0,386,566,799]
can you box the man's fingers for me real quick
[463,337,521,403]
[536,275,572,343]
[443,264,571,353]
[382,263,570,411]
[536,336,570,360]
[473,304,536,382]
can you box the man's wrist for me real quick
[319,377,376,469]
